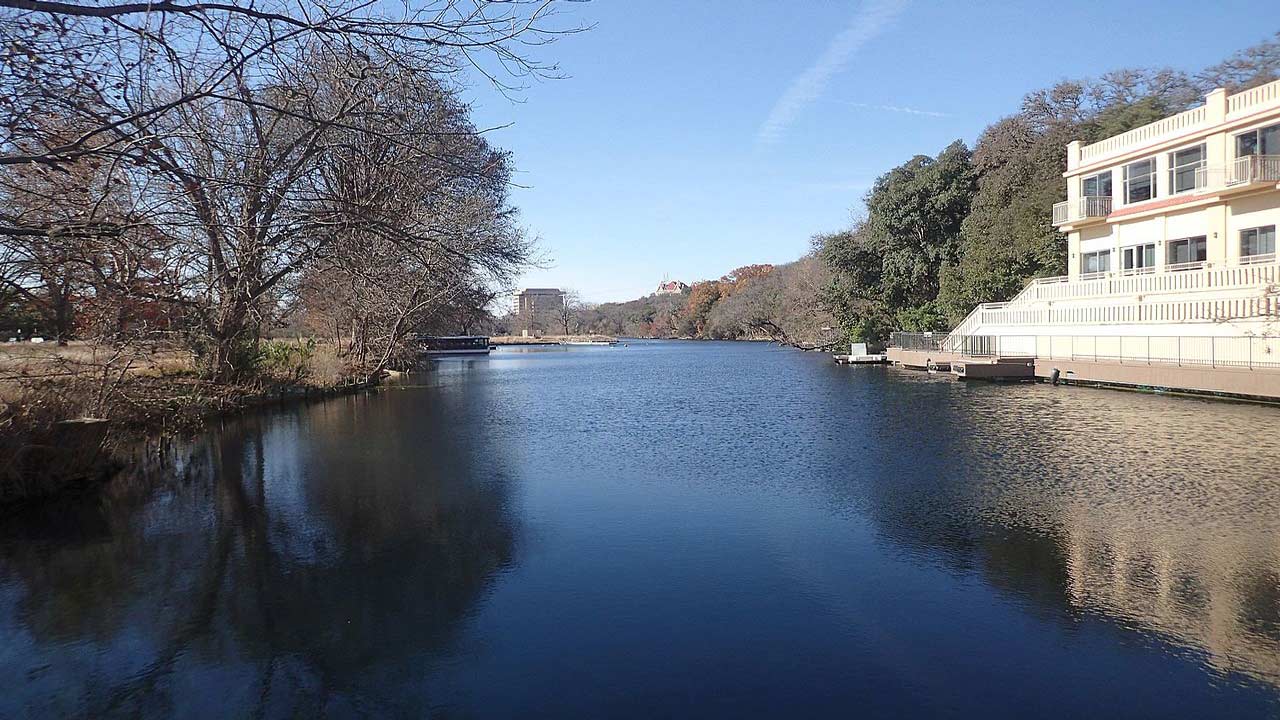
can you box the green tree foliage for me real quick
[934,33,1278,327]
[820,141,976,341]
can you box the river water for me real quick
[3,340,1280,718]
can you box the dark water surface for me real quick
[4,341,1280,718]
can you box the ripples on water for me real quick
[1,341,1279,718]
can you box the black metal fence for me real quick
[887,332,949,352]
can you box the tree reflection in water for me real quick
[0,387,518,718]
[849,370,1280,688]
[3,346,1280,717]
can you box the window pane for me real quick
[1099,171,1112,197]
[1246,226,1277,257]
[1127,175,1152,202]
[1242,229,1258,256]
[1174,166,1198,192]
[1143,245,1155,267]
[1238,132,1259,157]
[1123,248,1134,269]
[1125,159,1154,202]
[1174,146,1203,165]
[1083,176,1097,197]
[1192,237,1206,262]
[1263,125,1280,156]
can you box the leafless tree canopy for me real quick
[0,0,572,166]
[0,0,578,379]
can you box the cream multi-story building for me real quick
[944,79,1280,372]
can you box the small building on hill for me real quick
[655,280,689,295]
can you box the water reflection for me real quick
[2,344,1280,717]
[856,375,1280,688]
[0,388,517,717]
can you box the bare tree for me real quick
[0,0,578,378]
[0,0,578,167]
[296,69,529,375]
[556,288,581,335]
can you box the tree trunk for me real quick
[206,301,249,382]
[51,289,74,346]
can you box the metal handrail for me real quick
[888,332,949,352]
[900,333,1280,370]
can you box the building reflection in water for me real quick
[0,383,519,718]
[859,373,1280,689]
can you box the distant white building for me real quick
[655,280,689,295]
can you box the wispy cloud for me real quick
[840,101,951,118]
[756,0,908,145]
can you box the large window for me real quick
[1167,236,1207,269]
[1123,158,1156,203]
[1236,123,1280,157]
[1122,243,1156,274]
[1168,144,1205,193]
[1080,250,1111,276]
[1241,225,1276,261]
[1082,170,1112,197]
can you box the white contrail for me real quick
[843,101,951,118]
[756,0,908,144]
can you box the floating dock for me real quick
[834,353,887,365]
[951,357,1035,381]
[833,342,887,365]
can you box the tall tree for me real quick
[821,141,976,341]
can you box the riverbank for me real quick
[491,334,618,345]
[0,339,382,504]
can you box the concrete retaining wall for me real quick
[1032,358,1280,401]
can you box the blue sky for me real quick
[466,1,1277,304]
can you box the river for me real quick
[3,340,1280,718]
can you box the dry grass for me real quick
[0,338,373,502]
[0,341,192,383]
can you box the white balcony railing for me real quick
[970,295,1280,329]
[944,260,1280,346]
[924,334,1280,370]
[1197,155,1280,189]
[1231,155,1280,185]
[1075,78,1280,165]
[1051,195,1112,225]
[1025,261,1280,304]
[914,333,1280,369]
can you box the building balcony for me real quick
[1052,195,1112,226]
[1197,155,1280,191]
